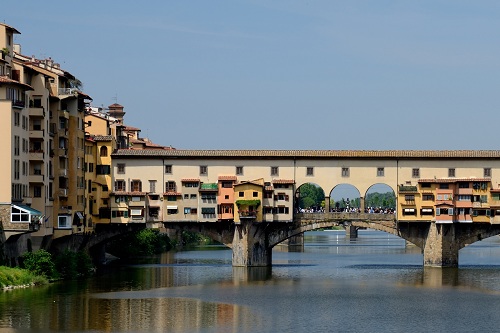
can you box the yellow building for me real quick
[233,179,264,223]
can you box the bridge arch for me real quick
[295,182,326,212]
[329,183,361,211]
[364,183,396,213]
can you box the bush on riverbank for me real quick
[107,229,172,258]
[0,266,48,288]
[22,249,58,279]
[181,231,219,246]
[54,250,94,279]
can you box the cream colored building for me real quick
[109,150,500,224]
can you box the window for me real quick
[402,208,416,216]
[58,216,71,228]
[439,184,449,189]
[202,207,216,218]
[222,181,232,188]
[436,208,454,216]
[377,167,384,177]
[253,192,258,197]
[111,210,129,218]
[448,168,455,177]
[190,194,197,199]
[184,207,191,214]
[405,195,415,201]
[420,208,434,216]
[412,168,420,178]
[165,165,172,174]
[200,166,208,175]
[11,206,30,222]
[115,195,128,203]
[100,146,108,157]
[341,167,349,177]
[96,165,110,175]
[14,136,19,156]
[149,180,156,193]
[117,163,125,174]
[236,166,243,175]
[165,181,176,192]
[458,195,471,201]
[33,186,42,198]
[276,207,289,214]
[131,180,142,192]
[422,194,434,201]
[271,166,279,176]
[484,168,492,177]
[458,182,469,188]
[239,191,244,197]
[130,209,143,219]
[201,194,216,203]
[114,180,126,192]
[14,112,20,127]
[184,194,189,199]
[306,167,314,176]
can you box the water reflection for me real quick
[2,230,500,332]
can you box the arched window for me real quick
[100,146,108,157]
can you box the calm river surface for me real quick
[2,230,500,333]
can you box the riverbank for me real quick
[0,266,48,290]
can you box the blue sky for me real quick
[3,1,500,150]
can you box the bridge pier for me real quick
[345,225,358,239]
[423,223,460,267]
[232,221,272,267]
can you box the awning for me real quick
[421,208,433,213]
[76,212,84,219]
[11,204,42,223]
[130,209,142,216]
[167,205,178,210]
[404,209,415,213]
[14,204,42,216]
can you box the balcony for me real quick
[58,128,68,138]
[58,147,68,156]
[128,198,146,207]
[59,169,68,177]
[58,88,78,96]
[59,110,69,119]
[12,100,25,109]
[239,210,257,219]
[59,188,68,197]
[29,172,44,183]
[29,129,44,139]
[28,150,44,160]
[29,107,44,117]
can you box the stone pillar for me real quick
[232,221,272,267]
[423,222,459,267]
[346,225,358,239]
[324,196,331,212]
[359,196,365,211]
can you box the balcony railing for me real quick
[58,88,78,96]
[239,210,257,219]
[12,100,25,109]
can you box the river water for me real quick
[2,230,500,333]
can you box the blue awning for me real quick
[13,204,42,216]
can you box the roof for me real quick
[418,178,491,183]
[273,179,295,184]
[218,175,237,181]
[93,135,114,142]
[0,23,21,34]
[0,75,33,90]
[111,191,147,196]
[112,149,500,160]
[181,178,200,182]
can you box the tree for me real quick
[298,183,325,209]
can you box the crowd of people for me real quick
[297,207,395,214]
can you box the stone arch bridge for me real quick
[162,213,500,267]
[50,214,500,267]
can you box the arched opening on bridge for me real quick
[330,184,361,212]
[364,183,396,213]
[295,183,326,212]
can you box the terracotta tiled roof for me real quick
[181,178,200,182]
[218,175,237,181]
[164,192,181,196]
[112,149,500,159]
[273,179,295,184]
[418,178,491,183]
[124,126,141,131]
[111,191,147,196]
[490,189,500,193]
[93,135,114,141]
[0,75,33,90]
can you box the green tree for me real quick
[298,183,325,209]
[22,249,57,279]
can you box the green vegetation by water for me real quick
[0,266,47,289]
[107,229,173,258]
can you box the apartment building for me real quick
[0,22,92,247]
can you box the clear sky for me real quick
[3,1,500,150]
